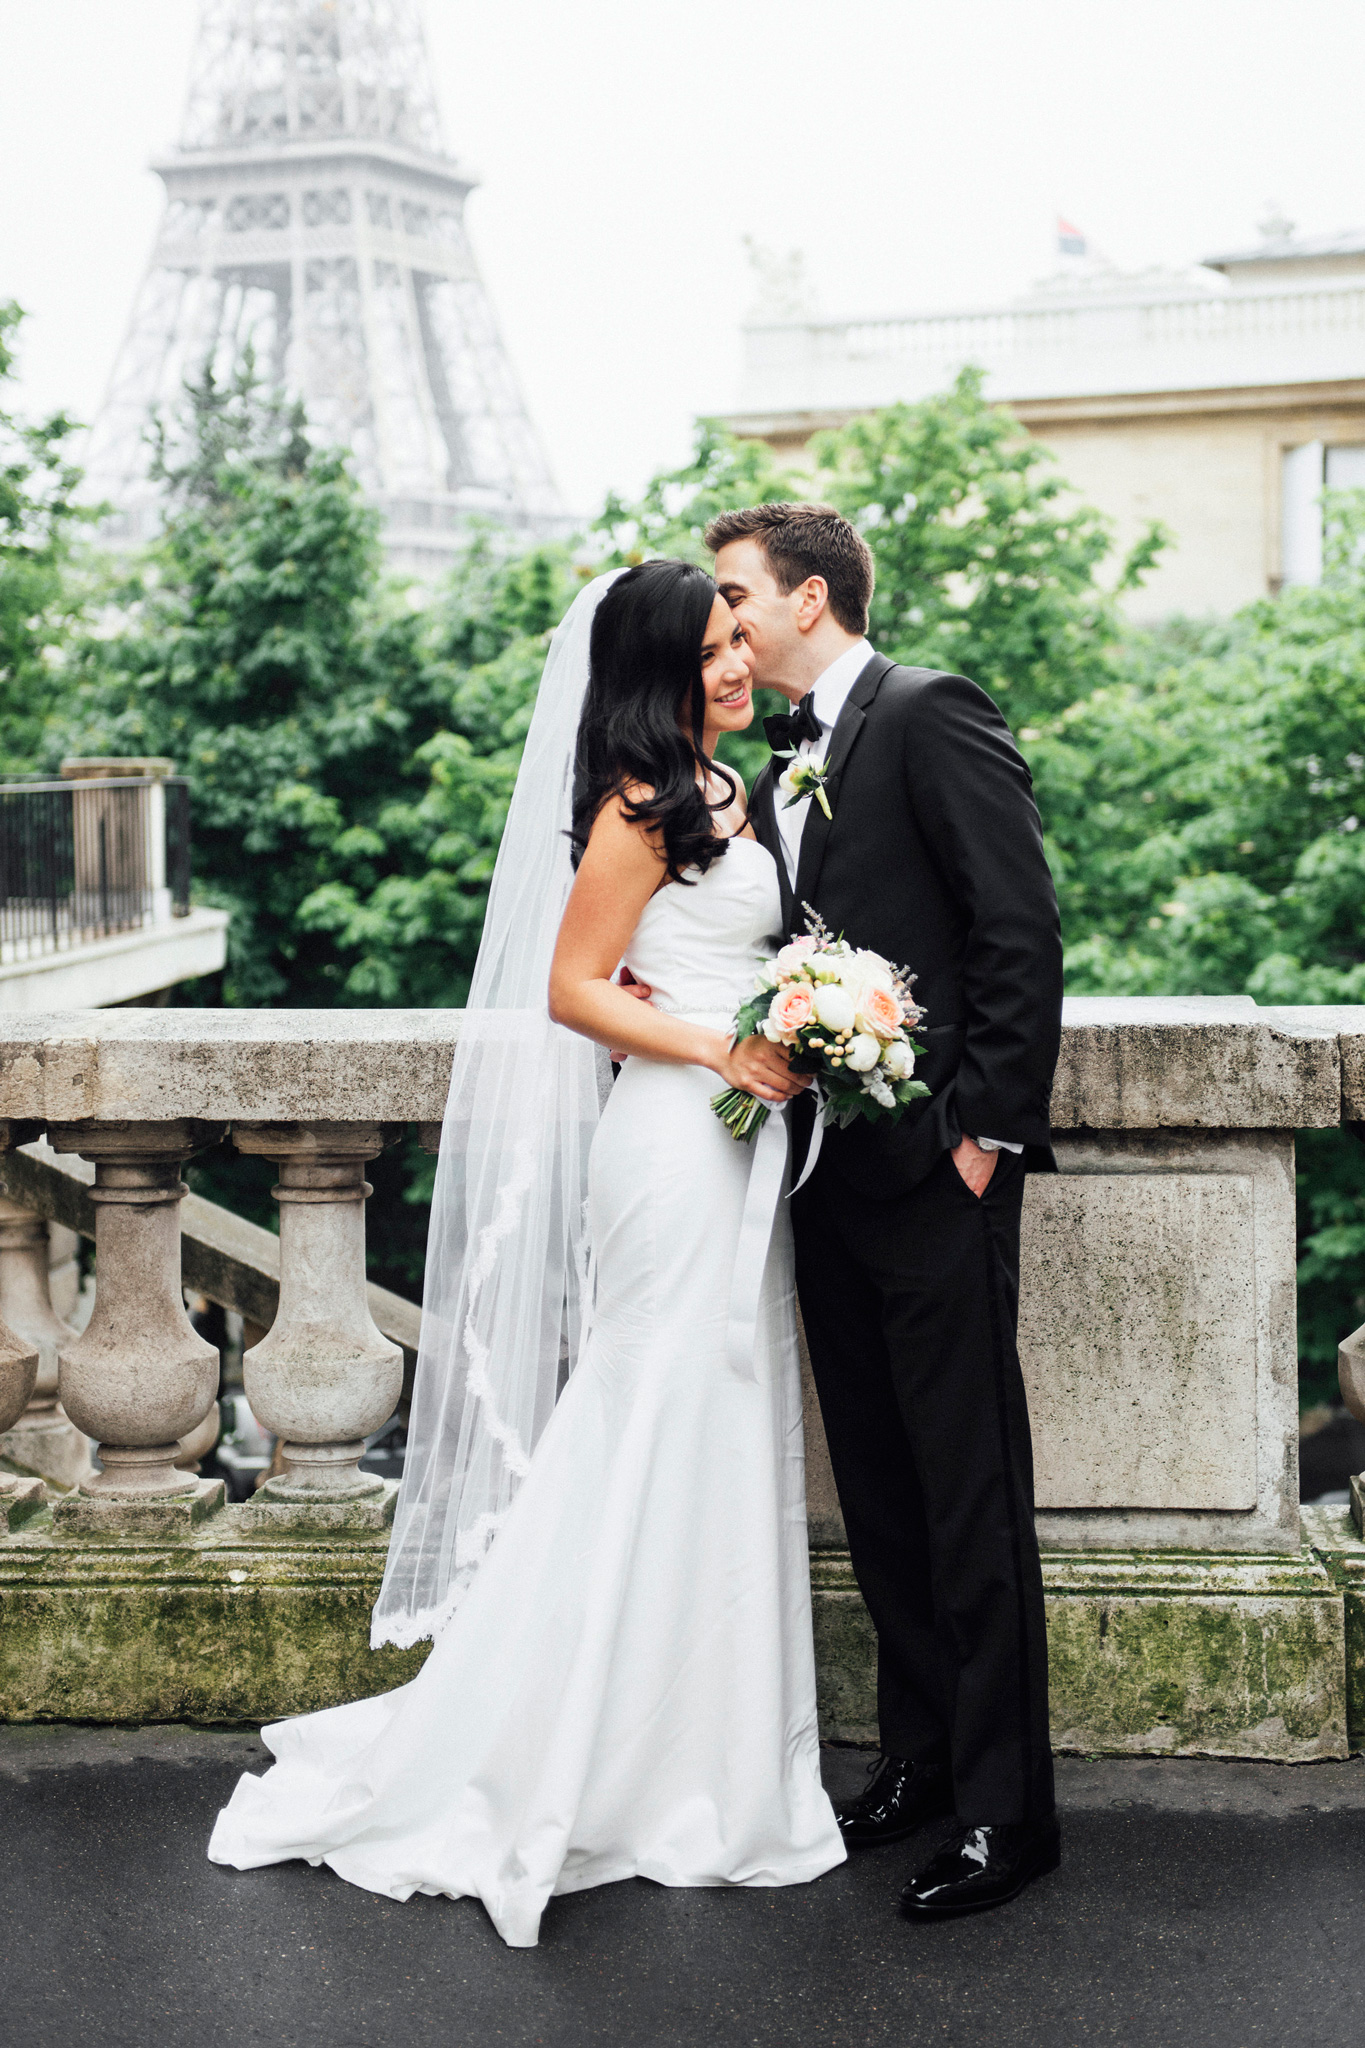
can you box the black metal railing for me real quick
[0,776,192,961]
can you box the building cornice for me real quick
[721,377,1365,443]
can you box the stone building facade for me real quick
[724,226,1365,622]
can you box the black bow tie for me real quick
[763,696,823,755]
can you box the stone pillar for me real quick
[49,1120,225,1504]
[234,1122,402,1502]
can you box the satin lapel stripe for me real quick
[790,653,894,911]
[751,759,795,933]
[792,705,861,911]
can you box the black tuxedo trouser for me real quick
[793,1145,1055,1825]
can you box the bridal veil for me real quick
[371,570,623,1649]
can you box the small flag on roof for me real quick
[1057,216,1088,257]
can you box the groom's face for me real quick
[713,539,803,690]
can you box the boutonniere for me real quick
[776,753,834,820]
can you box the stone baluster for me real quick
[0,1310,42,1530]
[0,1308,40,1435]
[0,1199,72,1415]
[175,1397,222,1475]
[0,1197,96,1498]
[49,1120,226,1515]
[0,1122,57,1522]
[234,1122,402,1505]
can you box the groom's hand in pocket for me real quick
[951,1134,998,1197]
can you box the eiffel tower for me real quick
[83,0,563,569]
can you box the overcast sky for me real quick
[2,0,1363,517]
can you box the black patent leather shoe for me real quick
[899,1815,1061,1918]
[835,1752,954,1849]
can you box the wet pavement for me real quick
[2,1725,1363,2047]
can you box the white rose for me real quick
[777,762,802,801]
[812,984,856,1033]
[881,1039,914,1080]
[773,937,816,978]
[843,1032,880,1072]
[850,948,896,993]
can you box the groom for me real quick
[709,502,1064,1919]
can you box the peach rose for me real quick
[767,983,815,1043]
[857,985,903,1039]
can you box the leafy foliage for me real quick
[0,304,92,771]
[62,365,578,1017]
[294,543,580,1008]
[595,370,1161,787]
[1022,494,1365,1385]
[813,369,1168,729]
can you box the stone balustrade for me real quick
[0,999,1363,1758]
[0,1009,457,1540]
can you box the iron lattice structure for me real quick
[84,0,563,568]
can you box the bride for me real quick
[208,561,846,1946]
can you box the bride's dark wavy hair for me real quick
[571,559,739,883]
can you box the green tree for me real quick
[295,541,581,1006]
[596,422,792,569]
[63,362,446,1006]
[1020,493,1365,1397]
[596,373,1166,786]
[0,303,90,770]
[813,369,1167,729]
[1041,496,1365,1002]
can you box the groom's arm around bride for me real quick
[711,501,1065,1917]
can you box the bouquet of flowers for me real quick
[711,906,930,1141]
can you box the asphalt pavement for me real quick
[2,1725,1363,2048]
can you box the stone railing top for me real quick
[1054,996,1357,1130]
[1314,1007,1365,1123]
[0,1010,463,1127]
[0,998,1360,1132]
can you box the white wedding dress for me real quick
[208,834,845,1947]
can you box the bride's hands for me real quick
[714,1033,811,1105]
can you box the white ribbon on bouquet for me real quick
[722,1082,827,1384]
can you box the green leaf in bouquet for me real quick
[733,987,775,1042]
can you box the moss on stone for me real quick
[1044,1593,1345,1758]
[1299,1505,1365,1749]
[0,1513,1355,1754]
[0,1519,430,1723]
[811,1546,1349,1758]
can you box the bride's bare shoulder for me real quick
[583,788,666,868]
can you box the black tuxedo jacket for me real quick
[750,652,1063,1197]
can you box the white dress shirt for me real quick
[772,640,1021,1158]
[773,639,872,885]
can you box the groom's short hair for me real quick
[704,501,874,636]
